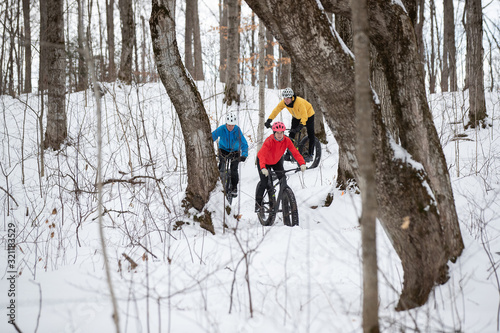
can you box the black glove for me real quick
[239,156,247,162]
[265,119,272,129]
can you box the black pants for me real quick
[289,114,315,155]
[218,149,240,188]
[255,157,284,205]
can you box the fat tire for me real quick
[256,181,277,226]
[220,162,233,204]
[282,186,299,226]
[298,136,321,169]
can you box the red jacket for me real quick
[257,134,305,169]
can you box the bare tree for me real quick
[265,29,274,88]
[185,0,204,80]
[246,0,464,310]
[76,0,89,92]
[464,0,487,129]
[185,0,194,75]
[192,0,204,80]
[22,0,31,93]
[351,0,380,329]
[106,0,116,81]
[219,0,228,82]
[223,0,240,105]
[257,18,265,149]
[428,0,437,93]
[118,0,135,84]
[150,0,219,219]
[44,0,67,150]
[441,0,457,92]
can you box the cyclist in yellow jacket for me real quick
[264,87,316,162]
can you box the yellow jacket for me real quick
[268,96,315,126]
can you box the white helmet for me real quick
[282,87,294,99]
[226,112,237,125]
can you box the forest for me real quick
[1,0,500,332]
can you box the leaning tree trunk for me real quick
[150,0,219,220]
[322,0,464,260]
[245,0,463,310]
[44,0,67,150]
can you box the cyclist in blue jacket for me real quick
[212,112,249,196]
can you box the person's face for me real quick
[226,124,235,131]
[284,97,292,104]
[274,131,284,141]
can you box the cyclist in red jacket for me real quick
[255,121,306,212]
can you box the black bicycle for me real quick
[219,153,238,204]
[286,129,322,169]
[255,168,300,227]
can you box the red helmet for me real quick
[272,121,286,132]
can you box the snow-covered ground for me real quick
[1,81,499,332]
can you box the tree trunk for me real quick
[39,0,48,92]
[118,0,135,84]
[257,18,265,150]
[441,0,457,92]
[246,0,464,310]
[223,0,240,105]
[325,0,465,262]
[106,0,116,81]
[464,0,487,129]
[250,12,257,86]
[150,0,219,216]
[185,0,194,76]
[351,0,380,328]
[266,29,274,88]
[76,0,88,92]
[219,0,228,83]
[428,0,436,94]
[192,0,204,80]
[44,0,67,150]
[22,0,31,93]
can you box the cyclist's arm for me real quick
[211,126,221,141]
[239,128,249,157]
[268,100,286,120]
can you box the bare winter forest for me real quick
[1,0,500,332]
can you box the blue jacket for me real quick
[212,125,248,157]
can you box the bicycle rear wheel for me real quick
[298,136,321,168]
[256,181,277,226]
[282,186,299,226]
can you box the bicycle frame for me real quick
[266,168,298,214]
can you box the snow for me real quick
[1,81,499,332]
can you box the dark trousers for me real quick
[218,149,240,188]
[289,114,315,155]
[255,157,284,205]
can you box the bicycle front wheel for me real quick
[256,181,277,226]
[282,186,299,226]
[298,136,322,169]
